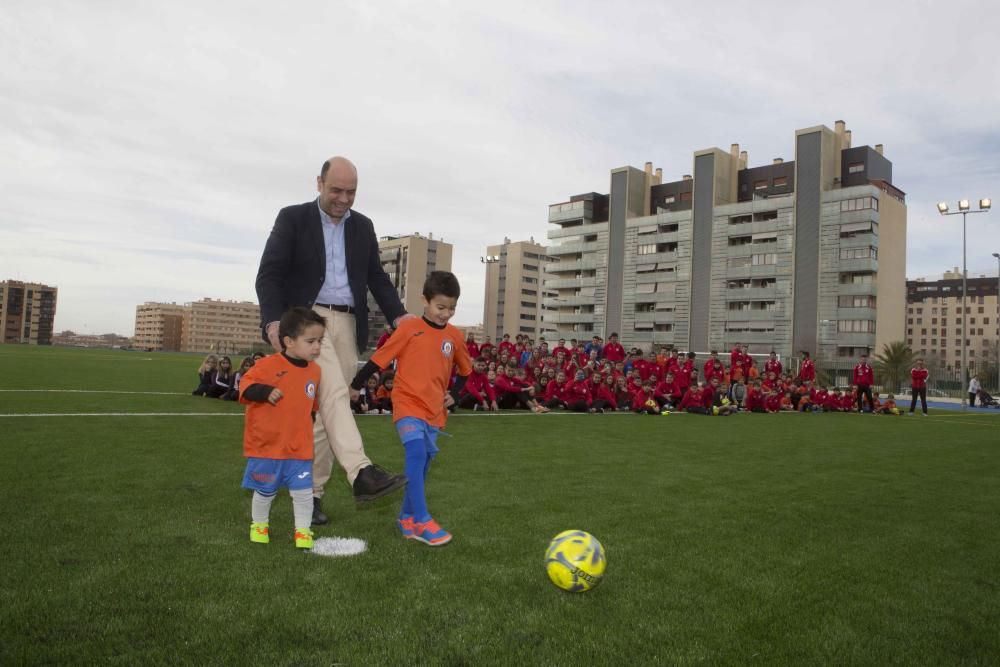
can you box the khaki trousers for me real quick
[311,307,370,497]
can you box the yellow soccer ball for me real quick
[545,530,606,592]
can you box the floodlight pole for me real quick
[938,199,991,411]
[994,252,1000,393]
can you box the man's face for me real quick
[316,162,357,219]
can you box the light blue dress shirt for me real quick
[315,200,355,307]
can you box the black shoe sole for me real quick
[353,475,408,503]
[311,512,329,527]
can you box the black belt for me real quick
[315,303,355,314]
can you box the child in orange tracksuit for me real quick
[879,394,901,415]
[350,272,473,547]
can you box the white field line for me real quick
[0,411,642,418]
[0,389,189,395]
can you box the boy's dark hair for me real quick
[279,307,326,347]
[423,271,461,299]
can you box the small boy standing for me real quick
[239,307,325,550]
[350,272,473,546]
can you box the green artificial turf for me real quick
[1,346,998,665]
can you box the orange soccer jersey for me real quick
[369,317,473,428]
[239,354,320,460]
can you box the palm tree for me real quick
[874,341,913,393]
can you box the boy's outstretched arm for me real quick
[242,383,282,405]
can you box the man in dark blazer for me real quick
[256,156,408,525]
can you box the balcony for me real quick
[726,287,778,301]
[548,222,605,239]
[839,282,878,296]
[635,251,678,264]
[543,295,596,308]
[543,312,596,324]
[544,277,598,289]
[726,309,783,321]
[547,258,599,273]
[833,332,876,347]
[632,312,674,324]
[548,200,591,223]
[547,241,597,256]
[839,258,878,273]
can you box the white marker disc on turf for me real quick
[311,537,367,557]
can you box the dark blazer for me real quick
[255,200,406,353]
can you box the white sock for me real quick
[290,488,313,530]
[252,491,275,524]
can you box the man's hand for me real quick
[268,388,283,405]
[349,387,361,402]
[265,321,281,354]
[443,392,455,409]
[393,313,418,328]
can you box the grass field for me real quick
[2,345,999,665]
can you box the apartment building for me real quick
[133,298,260,354]
[543,120,907,362]
[0,280,58,345]
[368,233,452,333]
[482,237,552,341]
[134,302,185,351]
[906,269,999,371]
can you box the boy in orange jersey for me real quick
[349,272,473,547]
[240,307,325,550]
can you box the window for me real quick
[839,197,879,213]
[729,236,752,247]
[663,195,675,204]
[522,264,537,272]
[635,283,656,294]
[840,221,878,238]
[654,324,673,332]
[730,215,752,225]
[521,289,536,296]
[839,246,877,260]
[754,180,768,190]
[838,320,876,333]
[584,234,598,242]
[635,303,655,313]
[728,256,752,269]
[637,244,656,255]
[752,253,777,266]
[848,162,865,173]
[773,176,788,187]
[839,295,876,308]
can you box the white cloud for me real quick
[2,0,999,335]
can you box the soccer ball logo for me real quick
[545,530,606,592]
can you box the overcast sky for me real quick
[2,0,998,335]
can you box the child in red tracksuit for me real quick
[564,370,593,412]
[589,373,615,413]
[544,371,571,410]
[458,359,498,411]
[679,384,709,415]
[746,381,765,413]
[632,382,660,415]
[614,376,635,411]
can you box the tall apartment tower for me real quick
[0,280,58,345]
[482,238,550,341]
[544,120,907,362]
[369,233,453,334]
[134,302,185,351]
[906,269,999,372]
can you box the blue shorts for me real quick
[241,457,313,495]
[395,417,440,456]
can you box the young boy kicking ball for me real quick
[239,307,325,550]
[350,271,473,546]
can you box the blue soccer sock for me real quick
[401,438,431,523]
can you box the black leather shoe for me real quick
[311,497,329,526]
[353,465,407,503]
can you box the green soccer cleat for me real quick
[294,527,314,550]
[250,522,270,544]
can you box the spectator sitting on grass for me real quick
[192,355,218,396]
[207,356,235,399]
[226,357,254,401]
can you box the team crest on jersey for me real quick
[305,381,317,398]
[441,340,453,357]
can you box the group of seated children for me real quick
[440,335,902,416]
[350,372,395,414]
[192,353,263,400]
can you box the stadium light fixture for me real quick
[981,198,991,211]
[937,202,949,214]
